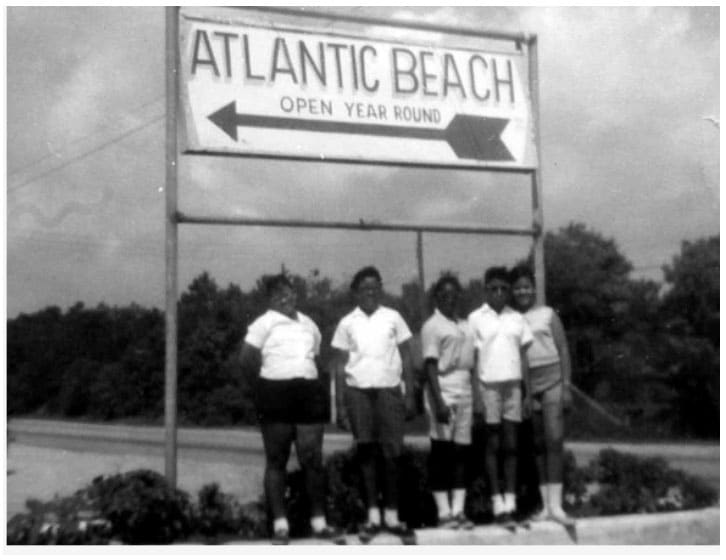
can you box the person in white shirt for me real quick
[510,265,574,527]
[421,274,476,530]
[239,274,343,545]
[332,266,416,543]
[468,267,533,525]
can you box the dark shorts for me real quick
[255,377,329,424]
[344,385,405,457]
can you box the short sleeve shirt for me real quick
[421,309,475,395]
[468,304,533,383]
[524,306,561,368]
[244,310,321,381]
[331,305,412,388]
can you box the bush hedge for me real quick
[7,447,717,544]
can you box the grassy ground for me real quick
[6,443,264,519]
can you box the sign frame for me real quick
[164,6,546,487]
[177,6,538,172]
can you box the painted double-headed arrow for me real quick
[207,101,513,162]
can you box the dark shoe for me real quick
[358,523,380,544]
[313,526,346,545]
[387,522,417,544]
[453,513,474,530]
[270,528,290,545]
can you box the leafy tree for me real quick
[540,222,637,333]
[661,236,719,346]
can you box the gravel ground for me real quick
[6,443,265,518]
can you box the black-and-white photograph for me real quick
[5,5,719,549]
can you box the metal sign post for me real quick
[527,36,546,305]
[163,7,547,488]
[164,6,180,487]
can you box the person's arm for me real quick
[425,358,450,423]
[331,348,350,430]
[398,339,417,420]
[470,348,485,422]
[239,342,262,383]
[520,347,532,419]
[551,311,573,409]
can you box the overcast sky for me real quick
[6,5,720,318]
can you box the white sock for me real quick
[384,508,400,527]
[549,483,567,516]
[491,494,504,516]
[273,517,289,533]
[310,515,326,532]
[451,488,466,516]
[503,492,516,513]
[368,507,381,526]
[433,491,451,519]
[539,484,549,512]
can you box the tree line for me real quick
[7,223,719,439]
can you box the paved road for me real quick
[8,418,720,490]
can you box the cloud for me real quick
[6,6,720,316]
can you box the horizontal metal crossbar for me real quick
[176,212,536,237]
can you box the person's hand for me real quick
[336,407,350,432]
[522,396,533,420]
[434,402,451,424]
[472,399,485,426]
[563,384,573,411]
[404,394,417,421]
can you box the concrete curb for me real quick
[224,508,719,546]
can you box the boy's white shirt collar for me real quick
[434,308,461,323]
[478,303,515,315]
[353,305,381,316]
[268,308,300,321]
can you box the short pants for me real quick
[424,387,473,445]
[255,377,328,424]
[344,385,405,457]
[530,363,564,412]
[481,379,521,424]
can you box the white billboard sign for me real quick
[179,12,537,169]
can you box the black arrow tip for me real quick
[208,101,238,141]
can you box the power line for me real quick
[8,94,165,177]
[8,114,164,194]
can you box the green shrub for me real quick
[7,487,112,545]
[574,448,718,516]
[7,447,717,544]
[193,483,266,541]
[91,469,194,544]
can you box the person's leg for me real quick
[294,423,326,528]
[541,383,571,523]
[484,423,504,517]
[378,387,406,529]
[429,439,454,522]
[501,419,519,515]
[482,382,505,518]
[451,443,473,528]
[345,386,381,527]
[260,422,295,536]
[500,381,522,515]
[530,407,550,519]
[450,395,473,527]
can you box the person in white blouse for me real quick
[239,274,343,544]
[510,265,574,527]
[421,274,476,530]
[332,266,416,543]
